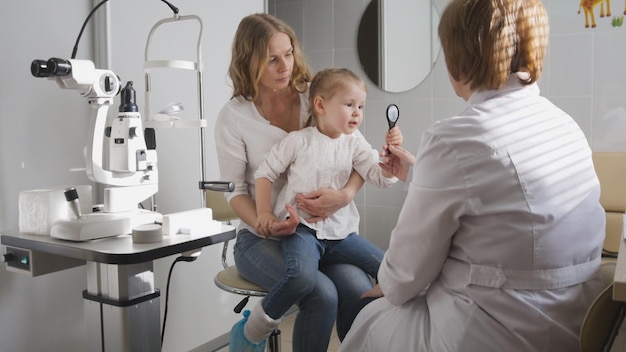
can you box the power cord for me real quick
[71,0,181,59]
[161,254,198,347]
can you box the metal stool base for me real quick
[267,328,281,352]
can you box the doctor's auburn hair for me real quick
[438,0,549,91]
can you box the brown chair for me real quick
[592,152,626,259]
[580,261,626,352]
[206,190,281,352]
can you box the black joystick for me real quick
[64,187,82,219]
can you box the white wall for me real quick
[5,0,625,350]
[0,1,262,351]
[269,0,626,251]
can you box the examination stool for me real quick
[207,190,281,352]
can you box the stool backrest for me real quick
[205,190,238,223]
[580,261,625,352]
[592,152,626,257]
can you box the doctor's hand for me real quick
[379,144,416,182]
[296,189,349,223]
[361,284,384,299]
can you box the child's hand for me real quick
[382,126,403,158]
[255,212,278,238]
[386,126,403,147]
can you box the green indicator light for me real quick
[20,257,28,265]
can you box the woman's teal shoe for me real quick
[229,310,267,352]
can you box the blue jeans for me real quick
[268,225,382,319]
[234,228,381,352]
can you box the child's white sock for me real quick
[243,303,282,343]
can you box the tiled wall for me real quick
[268,0,626,250]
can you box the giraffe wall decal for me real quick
[578,0,626,28]
[578,0,611,28]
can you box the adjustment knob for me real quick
[1,253,15,263]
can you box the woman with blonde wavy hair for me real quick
[340,1,605,351]
[215,13,402,352]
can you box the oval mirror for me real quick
[358,0,440,93]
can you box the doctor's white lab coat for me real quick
[340,77,605,352]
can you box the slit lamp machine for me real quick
[28,58,162,241]
[18,3,233,245]
[1,5,239,350]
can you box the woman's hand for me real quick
[361,283,384,299]
[295,188,350,223]
[379,144,416,182]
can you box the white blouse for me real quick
[214,93,371,237]
[255,126,396,240]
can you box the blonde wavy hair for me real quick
[228,13,312,101]
[306,68,366,127]
[438,0,549,91]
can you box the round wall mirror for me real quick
[358,0,440,93]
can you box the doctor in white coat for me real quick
[339,0,606,351]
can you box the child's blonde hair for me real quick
[229,13,312,101]
[306,68,367,126]
[438,0,549,90]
